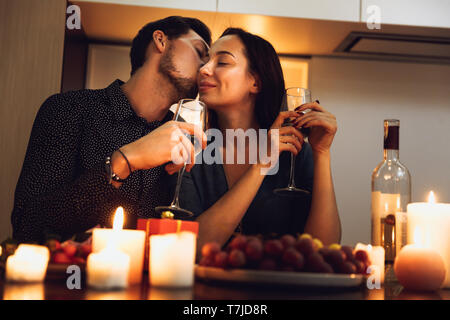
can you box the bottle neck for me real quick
[384,149,399,161]
[383,122,399,161]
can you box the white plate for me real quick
[195,265,364,288]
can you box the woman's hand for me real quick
[293,102,337,155]
[257,111,303,173]
[269,111,304,156]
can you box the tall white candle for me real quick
[149,231,196,287]
[92,207,145,285]
[407,191,450,288]
[5,244,49,283]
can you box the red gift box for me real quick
[137,218,199,271]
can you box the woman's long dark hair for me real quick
[208,28,285,130]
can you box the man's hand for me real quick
[119,121,207,175]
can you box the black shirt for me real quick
[11,79,174,242]
[178,142,314,236]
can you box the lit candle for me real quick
[87,208,130,290]
[92,207,145,285]
[86,246,130,290]
[3,283,45,300]
[149,231,196,287]
[5,244,49,282]
[354,243,385,283]
[394,247,445,291]
[406,191,450,288]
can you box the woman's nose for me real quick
[199,60,213,77]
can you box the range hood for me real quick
[334,32,450,64]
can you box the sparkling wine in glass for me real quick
[155,99,206,218]
[273,87,311,196]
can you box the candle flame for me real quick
[396,196,400,209]
[113,207,124,231]
[427,191,436,204]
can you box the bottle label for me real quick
[384,124,399,150]
[371,192,401,247]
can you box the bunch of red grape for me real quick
[199,233,371,275]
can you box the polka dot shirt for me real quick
[11,80,174,243]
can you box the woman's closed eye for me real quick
[217,58,232,66]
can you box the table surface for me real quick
[1,267,449,300]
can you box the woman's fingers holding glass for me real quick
[294,112,337,133]
[279,142,299,156]
[280,135,302,153]
[271,111,300,129]
[295,100,324,113]
[279,125,304,142]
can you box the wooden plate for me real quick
[195,265,364,288]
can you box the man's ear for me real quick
[152,30,168,53]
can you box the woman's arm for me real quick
[193,111,303,251]
[295,102,341,245]
[194,164,266,250]
[304,151,341,244]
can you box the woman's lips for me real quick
[199,82,216,92]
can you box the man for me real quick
[11,16,211,242]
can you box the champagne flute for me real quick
[273,87,311,196]
[155,99,206,218]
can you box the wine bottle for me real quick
[371,119,411,264]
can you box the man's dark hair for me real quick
[208,28,285,130]
[129,16,212,75]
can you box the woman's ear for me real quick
[152,30,168,53]
[250,74,261,94]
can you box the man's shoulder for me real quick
[38,86,111,119]
[45,86,107,108]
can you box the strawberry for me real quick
[52,251,72,264]
[61,241,78,257]
[71,257,86,265]
[78,243,92,259]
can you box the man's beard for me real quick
[158,46,198,101]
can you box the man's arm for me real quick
[11,94,123,242]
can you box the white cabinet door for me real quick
[361,0,450,29]
[218,0,360,22]
[74,0,217,12]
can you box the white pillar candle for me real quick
[3,283,45,300]
[149,231,196,287]
[355,243,385,283]
[86,247,130,290]
[5,244,49,282]
[92,207,145,285]
[406,191,450,288]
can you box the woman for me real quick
[171,28,340,250]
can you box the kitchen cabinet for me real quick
[74,0,217,12]
[361,0,450,29]
[217,0,360,22]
